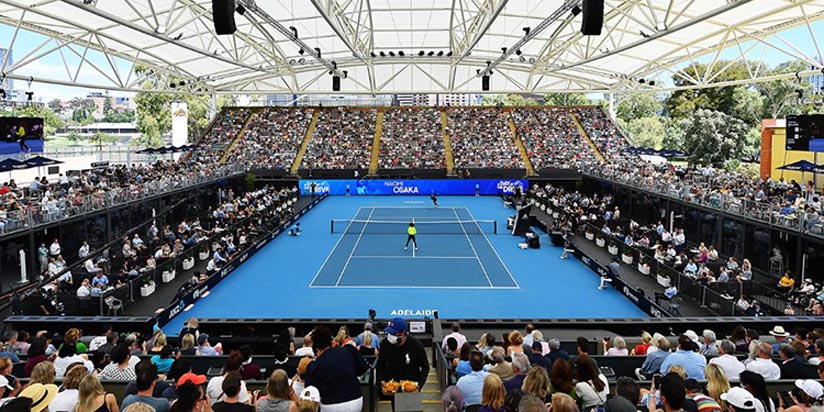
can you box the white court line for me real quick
[309,284,520,290]
[463,207,521,289]
[412,217,415,258]
[335,207,375,287]
[351,255,477,259]
[453,208,493,287]
[309,206,363,287]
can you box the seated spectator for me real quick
[702,330,720,357]
[745,343,781,381]
[238,345,262,381]
[647,372,686,412]
[605,377,640,412]
[294,334,313,357]
[50,364,86,412]
[255,369,295,412]
[504,353,530,393]
[777,380,823,412]
[30,361,55,385]
[737,371,774,412]
[120,360,171,412]
[636,336,671,380]
[294,386,321,412]
[685,379,723,412]
[604,336,629,356]
[448,108,523,169]
[778,345,811,379]
[456,351,488,405]
[207,352,250,405]
[442,322,468,352]
[478,374,506,412]
[169,381,208,412]
[151,346,175,375]
[660,335,707,379]
[522,364,550,403]
[196,334,221,356]
[380,108,445,169]
[76,374,120,412]
[442,385,464,412]
[575,355,609,410]
[485,347,513,381]
[99,343,136,381]
[549,359,577,400]
[76,278,92,298]
[709,340,745,381]
[705,364,731,408]
[546,338,570,365]
[54,342,94,377]
[24,337,48,377]
[211,371,252,412]
[631,332,653,356]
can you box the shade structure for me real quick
[0,158,28,173]
[777,160,819,172]
[24,156,63,168]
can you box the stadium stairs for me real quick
[218,108,257,163]
[504,108,536,176]
[377,347,442,412]
[439,110,455,176]
[570,112,606,163]
[368,109,385,176]
[290,108,320,175]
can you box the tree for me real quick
[681,109,750,165]
[103,94,114,116]
[665,60,752,120]
[544,93,589,106]
[479,94,539,107]
[67,131,82,146]
[90,131,118,145]
[756,60,817,119]
[47,99,62,113]
[615,92,663,123]
[622,116,666,149]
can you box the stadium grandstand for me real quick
[1,1,824,412]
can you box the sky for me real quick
[0,10,823,101]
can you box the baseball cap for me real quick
[299,386,321,403]
[0,376,14,391]
[795,380,824,400]
[721,387,756,410]
[384,317,407,334]
[364,322,373,331]
[197,334,209,345]
[176,372,207,387]
[684,329,699,343]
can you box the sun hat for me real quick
[18,383,58,412]
[769,326,790,337]
[299,386,321,403]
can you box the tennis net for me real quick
[330,219,497,235]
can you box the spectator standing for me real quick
[442,322,468,352]
[304,326,369,412]
[120,361,171,412]
[376,317,429,390]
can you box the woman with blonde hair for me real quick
[522,365,550,402]
[358,332,377,357]
[180,334,197,356]
[333,326,351,347]
[506,331,524,355]
[76,374,119,412]
[148,333,168,355]
[180,318,199,339]
[50,365,87,412]
[256,369,296,412]
[29,361,55,385]
[549,393,579,412]
[479,374,506,412]
[631,332,653,356]
[704,364,730,408]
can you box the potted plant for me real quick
[182,256,195,270]
[162,269,176,283]
[622,249,634,264]
[607,241,619,256]
[595,234,606,248]
[140,276,156,297]
[657,273,671,288]
[638,257,651,275]
[198,246,210,261]
[585,228,595,241]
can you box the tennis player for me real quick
[404,222,418,251]
[430,193,439,208]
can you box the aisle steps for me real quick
[440,110,455,176]
[368,110,384,176]
[290,108,320,174]
[219,109,256,164]
[504,108,535,176]
[570,112,606,163]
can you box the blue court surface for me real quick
[164,196,644,332]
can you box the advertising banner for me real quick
[299,179,528,196]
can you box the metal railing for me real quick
[43,146,174,164]
[583,167,824,241]
[0,163,246,237]
[531,194,802,317]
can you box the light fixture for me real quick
[370,52,376,58]
[0,89,5,99]
[235,4,245,15]
[314,47,321,57]
[797,89,804,99]
[398,51,405,57]
[289,59,296,65]
[380,51,386,57]
[515,49,522,56]
[25,91,33,102]
[173,33,183,41]
[446,51,453,57]
[427,51,435,56]
[389,51,395,57]
[648,80,656,86]
[523,27,531,35]
[501,47,507,54]
[528,57,535,63]
[299,48,305,55]
[639,30,650,38]
[289,26,298,39]
[655,22,667,31]
[519,56,525,62]
[571,6,581,15]
[639,79,645,84]
[298,58,305,64]
[418,51,425,56]
[437,51,444,57]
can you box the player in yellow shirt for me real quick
[404,222,418,251]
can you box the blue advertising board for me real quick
[299,179,528,196]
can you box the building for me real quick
[393,93,482,106]
[0,47,12,92]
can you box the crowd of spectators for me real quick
[302,108,376,169]
[512,108,596,169]
[440,323,824,412]
[226,108,313,170]
[574,107,628,160]
[379,108,445,169]
[447,108,524,169]
[192,108,252,164]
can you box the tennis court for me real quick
[310,206,518,288]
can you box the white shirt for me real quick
[54,355,94,377]
[441,332,468,352]
[77,285,90,298]
[50,242,61,256]
[294,347,314,357]
[49,388,79,412]
[709,354,745,381]
[746,357,781,380]
[206,376,250,405]
[78,244,89,258]
[575,375,610,408]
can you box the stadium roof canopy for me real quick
[2,0,824,95]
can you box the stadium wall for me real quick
[763,118,824,189]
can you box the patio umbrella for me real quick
[0,158,28,181]
[778,159,820,181]
[24,155,62,168]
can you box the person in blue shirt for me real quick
[475,183,480,197]
[456,351,488,405]
[636,336,670,379]
[289,223,301,236]
[659,335,706,379]
[655,285,678,306]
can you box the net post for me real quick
[330,220,333,234]
[493,220,497,235]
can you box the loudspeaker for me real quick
[213,0,237,35]
[482,75,490,91]
[332,76,341,92]
[580,0,604,36]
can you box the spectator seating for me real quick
[447,108,524,169]
[302,108,376,170]
[225,108,313,170]
[379,108,445,169]
[512,108,597,169]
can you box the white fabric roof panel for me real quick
[0,0,823,94]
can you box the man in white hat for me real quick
[769,326,790,354]
[720,387,757,412]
